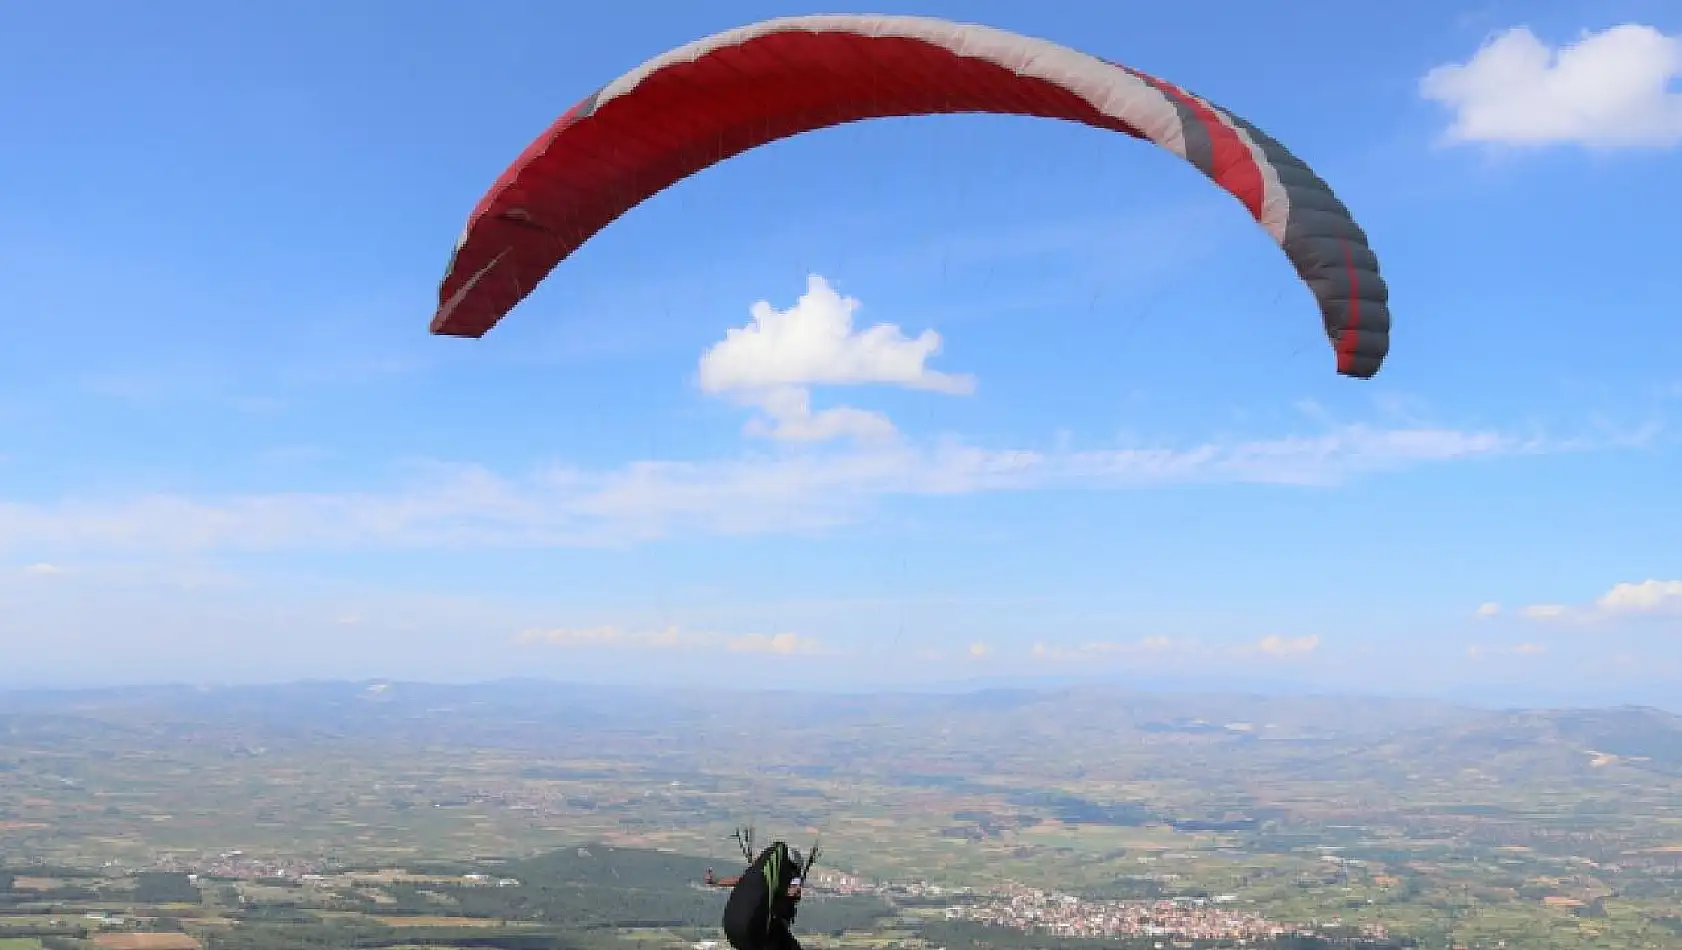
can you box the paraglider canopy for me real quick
[431,14,1390,378]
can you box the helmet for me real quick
[788,847,803,867]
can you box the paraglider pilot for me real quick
[705,827,817,950]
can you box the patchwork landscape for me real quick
[3,681,1682,949]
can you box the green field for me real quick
[4,681,1682,949]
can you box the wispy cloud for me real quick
[1030,634,1319,663]
[1250,634,1322,657]
[19,562,66,577]
[1466,642,1549,660]
[1031,636,1181,661]
[1496,579,1682,626]
[1597,579,1682,615]
[514,624,824,656]
[1420,23,1682,148]
[0,418,1574,555]
[738,386,898,445]
[910,642,999,663]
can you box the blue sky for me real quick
[2,0,1680,703]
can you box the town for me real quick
[812,868,1392,944]
[944,887,1294,943]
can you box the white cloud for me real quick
[0,420,1585,555]
[1030,634,1317,663]
[1420,24,1682,148]
[1252,634,1321,657]
[514,624,822,656]
[1510,578,1682,624]
[518,625,634,648]
[1466,642,1549,659]
[727,632,822,655]
[740,386,897,444]
[21,562,65,577]
[1031,637,1184,661]
[904,642,1000,662]
[698,275,974,444]
[699,274,975,395]
[1596,579,1682,614]
[1475,601,1501,618]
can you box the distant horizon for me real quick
[2,670,1676,716]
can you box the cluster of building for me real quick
[809,869,975,900]
[809,870,1382,944]
[149,850,324,880]
[943,888,1292,942]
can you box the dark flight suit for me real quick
[721,846,804,950]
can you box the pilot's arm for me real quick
[703,868,742,887]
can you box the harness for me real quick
[729,826,822,931]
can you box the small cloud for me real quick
[740,386,898,444]
[1420,23,1682,148]
[22,562,65,577]
[1083,636,1182,655]
[516,624,820,656]
[1250,634,1321,657]
[1474,601,1501,618]
[1595,579,1682,615]
[517,625,629,648]
[1034,636,1191,660]
[698,274,975,395]
[727,632,821,655]
[1514,579,1682,624]
[698,274,974,444]
[906,642,998,663]
[1030,635,1314,664]
[1467,642,1547,659]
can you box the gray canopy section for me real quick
[1115,63,1390,378]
